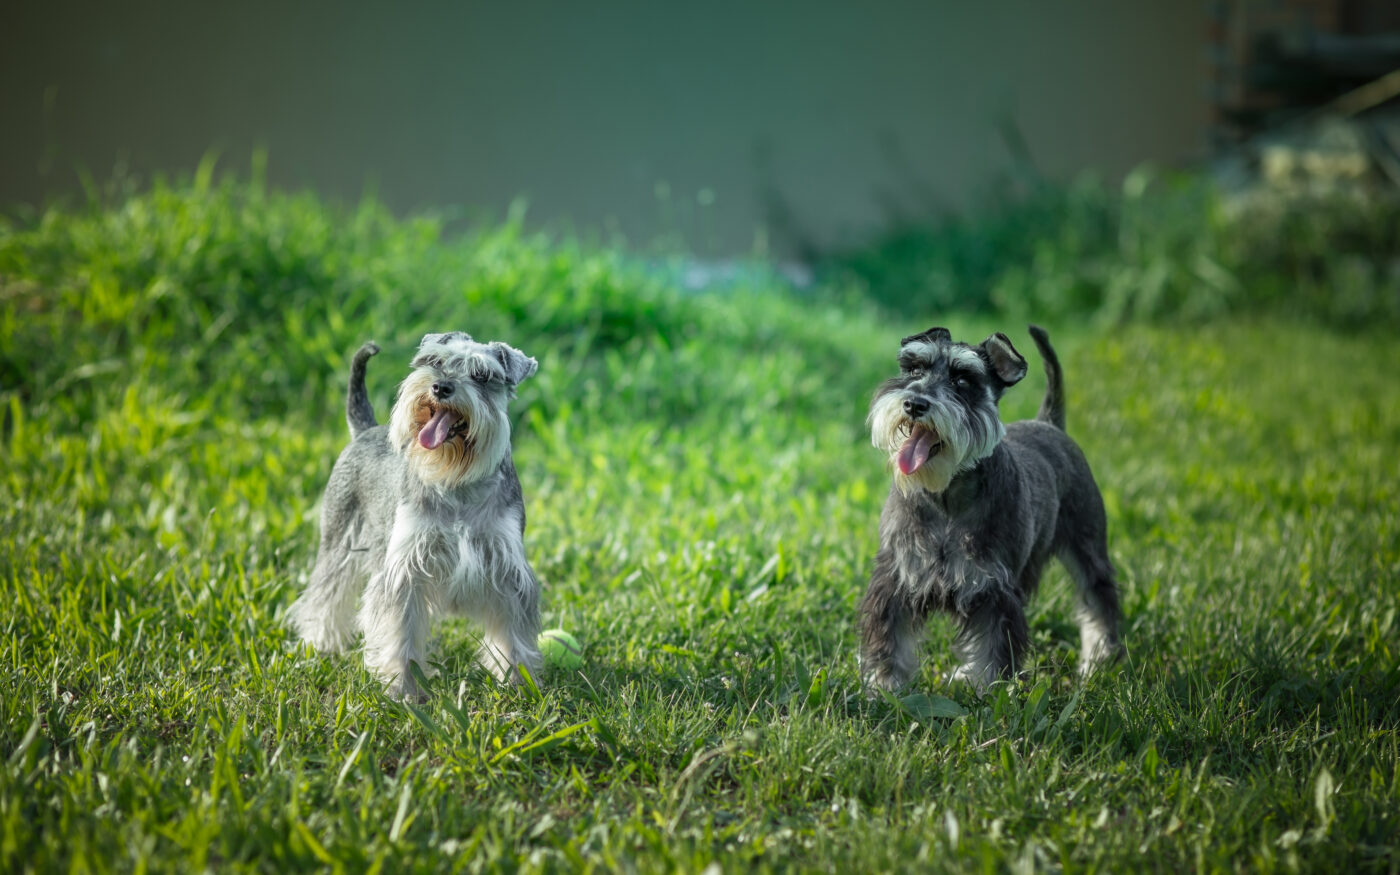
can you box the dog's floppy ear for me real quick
[980,333,1028,385]
[900,326,952,348]
[490,342,538,385]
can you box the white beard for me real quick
[868,389,1005,496]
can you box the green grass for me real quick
[2,179,1398,873]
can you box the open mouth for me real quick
[896,422,943,475]
[418,403,470,450]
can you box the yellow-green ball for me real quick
[538,629,583,669]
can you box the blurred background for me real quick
[6,0,1399,260]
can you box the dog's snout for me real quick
[432,381,454,399]
[903,396,930,417]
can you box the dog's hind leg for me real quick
[288,459,377,655]
[1058,543,1123,676]
[288,504,369,655]
[288,538,364,654]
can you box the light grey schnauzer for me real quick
[859,325,1122,692]
[288,332,543,699]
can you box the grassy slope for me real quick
[1,184,1397,873]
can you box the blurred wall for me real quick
[1,1,1208,256]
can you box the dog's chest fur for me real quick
[878,434,1059,614]
[383,472,526,599]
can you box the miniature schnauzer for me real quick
[859,325,1122,691]
[288,332,543,699]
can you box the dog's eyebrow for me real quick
[469,353,507,381]
[898,340,940,362]
[946,348,986,374]
[897,352,931,372]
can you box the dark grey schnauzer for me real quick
[288,332,542,699]
[860,325,1122,691]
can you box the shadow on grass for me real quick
[1081,645,1400,776]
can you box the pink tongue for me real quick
[418,409,460,450]
[897,427,937,475]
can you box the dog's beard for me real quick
[868,391,1005,496]
[389,370,509,489]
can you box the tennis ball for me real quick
[538,629,583,669]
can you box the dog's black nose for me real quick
[903,397,929,417]
[431,381,454,399]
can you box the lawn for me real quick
[1,179,1397,873]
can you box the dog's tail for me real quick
[1028,325,1066,431]
[347,341,380,438]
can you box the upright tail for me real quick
[347,341,380,437]
[1027,325,1065,431]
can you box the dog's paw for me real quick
[296,630,354,655]
[383,676,427,704]
[945,663,996,694]
[379,660,437,703]
[1078,640,1125,677]
[860,666,911,697]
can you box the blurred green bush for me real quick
[5,165,1395,433]
[822,167,1400,327]
[0,171,889,443]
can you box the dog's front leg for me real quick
[858,550,923,692]
[477,567,543,684]
[359,538,435,701]
[950,587,1029,690]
